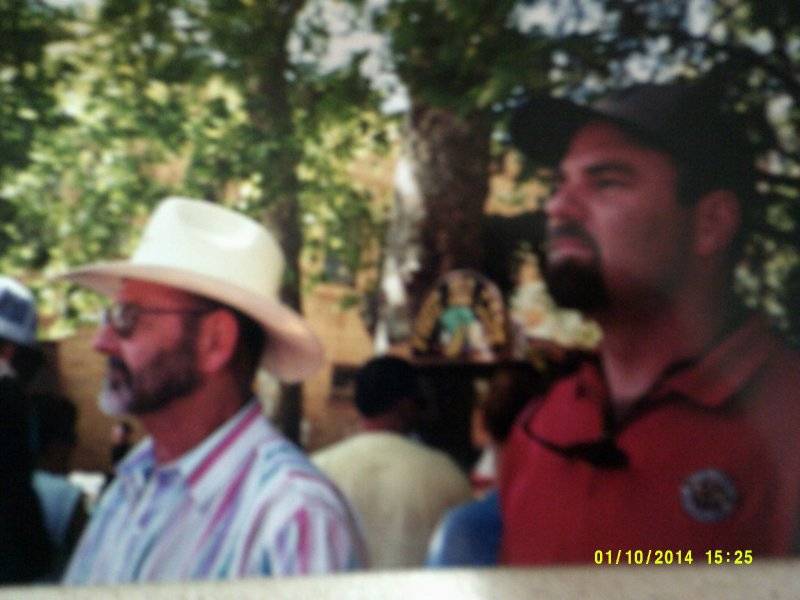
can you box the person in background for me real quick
[427,362,538,567]
[60,197,364,584]
[0,276,51,583]
[500,73,800,563]
[29,393,88,581]
[101,419,134,490]
[110,420,133,468]
[313,356,472,569]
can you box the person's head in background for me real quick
[29,393,78,474]
[354,356,423,434]
[0,276,43,387]
[470,362,541,491]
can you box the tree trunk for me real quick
[245,1,306,444]
[405,102,491,318]
[375,103,492,352]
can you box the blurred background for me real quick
[1,0,798,477]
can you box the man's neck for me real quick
[139,379,249,465]
[596,291,729,409]
[360,413,407,435]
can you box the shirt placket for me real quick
[122,468,183,580]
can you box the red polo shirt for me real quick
[500,316,800,564]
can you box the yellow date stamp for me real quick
[704,549,753,565]
[594,549,754,566]
[594,549,695,565]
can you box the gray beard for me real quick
[97,334,200,417]
[98,371,135,417]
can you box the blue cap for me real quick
[0,276,38,347]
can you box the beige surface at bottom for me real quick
[3,562,798,600]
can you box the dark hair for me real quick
[187,295,267,386]
[354,356,420,418]
[29,393,78,450]
[481,363,539,444]
[614,119,754,263]
[4,342,44,386]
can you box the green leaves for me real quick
[1,0,797,346]
[1,0,394,335]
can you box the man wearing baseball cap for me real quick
[0,276,51,582]
[500,75,800,563]
[61,198,365,583]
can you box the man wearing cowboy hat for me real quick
[61,197,365,583]
[0,276,52,582]
[499,75,800,563]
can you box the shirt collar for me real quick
[658,315,779,408]
[115,399,274,507]
[529,314,779,447]
[581,314,778,410]
[184,399,273,507]
[116,438,157,500]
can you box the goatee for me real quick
[543,259,610,313]
[98,326,201,416]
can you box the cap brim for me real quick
[510,96,618,165]
[57,262,324,383]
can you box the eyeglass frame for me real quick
[100,302,214,339]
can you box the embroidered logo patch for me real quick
[680,469,738,523]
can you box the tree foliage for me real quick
[1,0,798,347]
[512,0,800,344]
[1,0,390,337]
[0,0,66,176]
[342,0,799,345]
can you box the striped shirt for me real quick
[64,400,365,584]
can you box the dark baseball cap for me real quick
[509,76,756,199]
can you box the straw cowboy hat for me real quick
[60,197,324,382]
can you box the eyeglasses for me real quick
[101,303,212,339]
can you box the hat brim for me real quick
[510,96,624,165]
[57,262,324,383]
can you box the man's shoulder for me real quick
[747,331,800,407]
[314,432,448,465]
[313,433,468,488]
[763,334,800,380]
[512,358,597,425]
[247,427,324,484]
[312,432,410,462]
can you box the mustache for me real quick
[108,356,129,373]
[546,223,599,252]
[106,357,133,388]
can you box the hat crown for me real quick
[591,78,747,160]
[510,74,753,176]
[0,276,37,347]
[133,197,284,298]
[60,196,324,382]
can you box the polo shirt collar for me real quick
[660,315,778,408]
[582,314,776,410]
[530,314,778,448]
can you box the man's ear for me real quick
[196,310,239,374]
[692,190,741,257]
